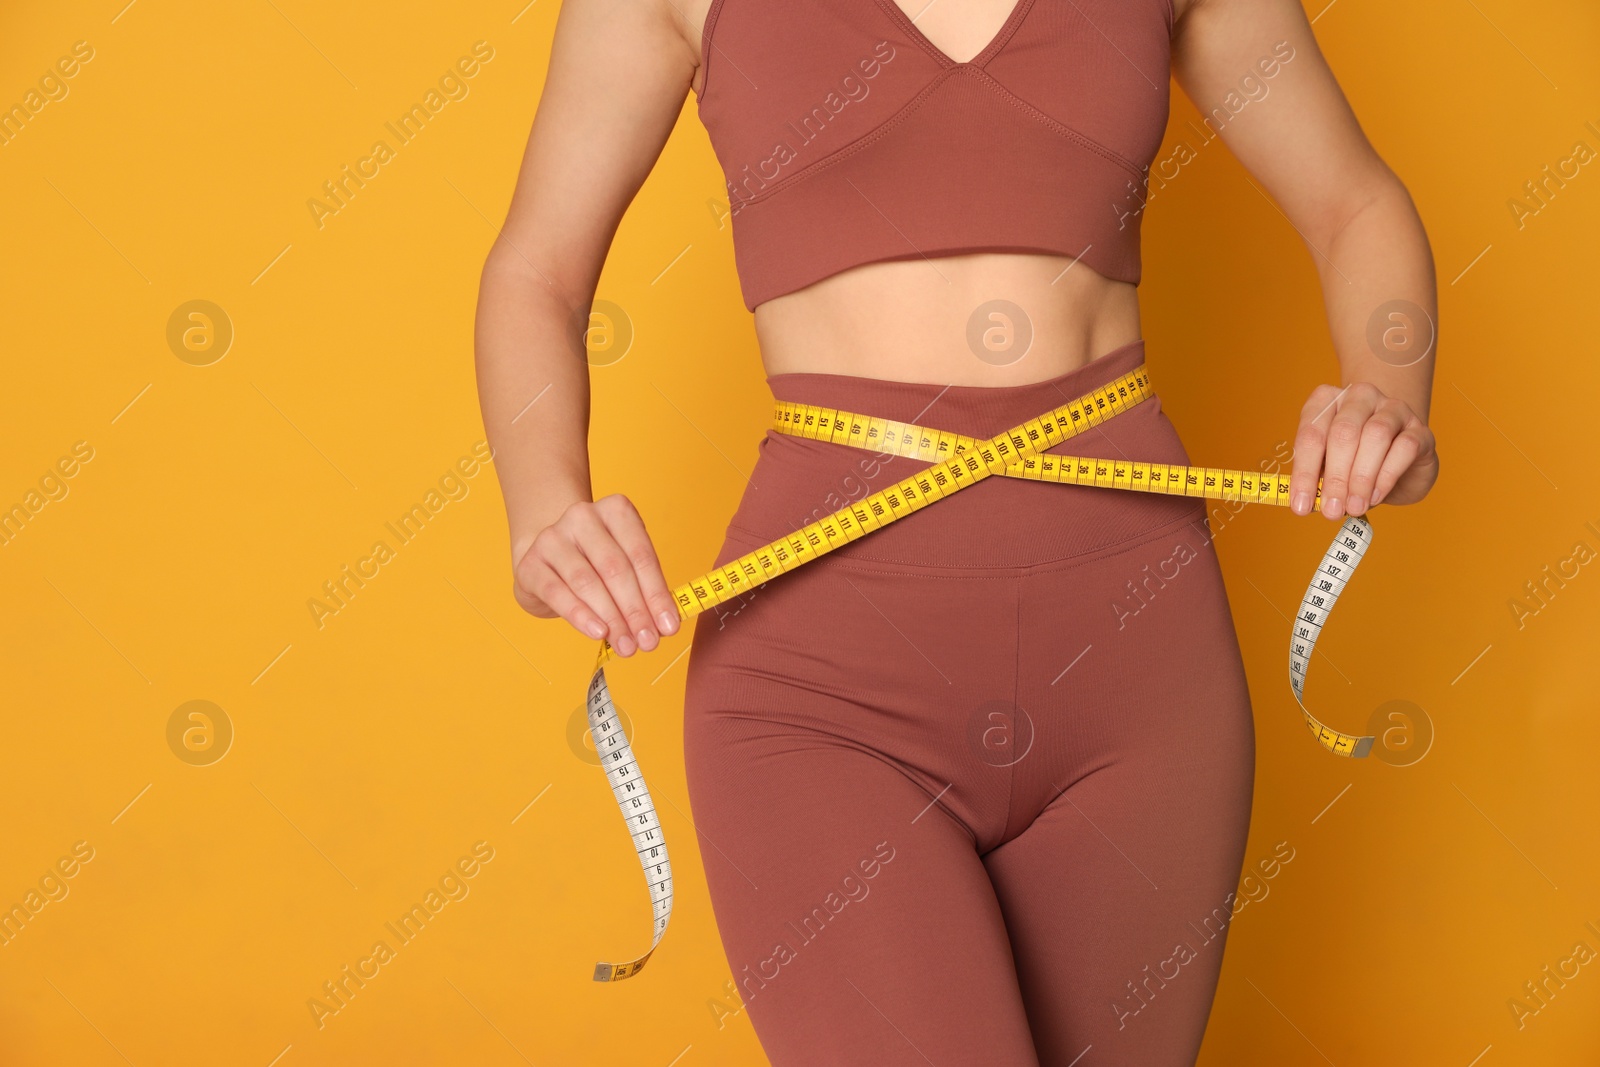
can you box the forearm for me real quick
[1311,177,1438,421]
[474,246,593,568]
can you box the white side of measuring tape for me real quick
[1291,514,1375,757]
[586,665,672,981]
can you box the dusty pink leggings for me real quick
[682,340,1255,1066]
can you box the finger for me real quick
[570,500,660,653]
[516,545,611,640]
[1289,385,1342,515]
[539,527,635,653]
[1319,385,1379,519]
[1344,402,1408,514]
[595,494,681,641]
[1369,429,1424,507]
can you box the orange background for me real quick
[2,1,1597,1064]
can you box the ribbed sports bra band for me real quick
[694,0,1176,310]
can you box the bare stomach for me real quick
[752,251,1143,387]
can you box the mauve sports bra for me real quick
[694,0,1174,312]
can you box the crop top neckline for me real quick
[869,0,1037,70]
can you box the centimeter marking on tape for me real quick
[584,664,672,982]
[584,361,1375,981]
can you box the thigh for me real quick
[684,659,1042,1067]
[981,754,1252,1067]
[991,520,1257,1066]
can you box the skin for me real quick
[474,0,1440,658]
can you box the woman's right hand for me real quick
[512,494,681,656]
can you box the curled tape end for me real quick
[1351,734,1376,759]
[592,954,651,982]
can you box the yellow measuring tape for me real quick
[584,360,1375,980]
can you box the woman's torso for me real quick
[680,0,1191,387]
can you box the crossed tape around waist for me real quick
[583,361,1375,981]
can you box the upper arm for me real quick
[1170,0,1399,247]
[485,0,700,306]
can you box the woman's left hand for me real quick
[1288,381,1440,519]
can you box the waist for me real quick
[753,252,1139,385]
[716,338,1212,573]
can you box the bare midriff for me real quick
[751,251,1143,387]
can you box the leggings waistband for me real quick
[723,339,1209,572]
[766,337,1149,440]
